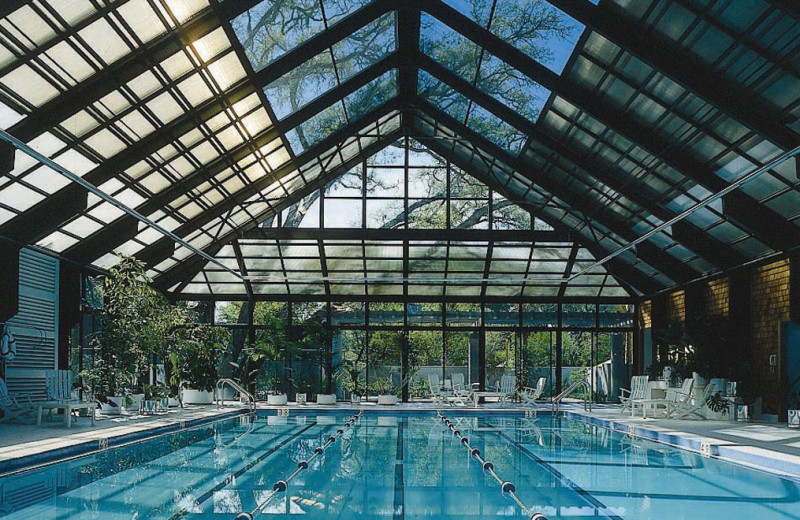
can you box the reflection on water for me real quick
[1,413,799,519]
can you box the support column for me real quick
[555,305,563,394]
[58,263,81,370]
[401,330,409,403]
[610,333,625,400]
[0,241,20,322]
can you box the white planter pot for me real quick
[167,397,180,407]
[315,394,336,405]
[124,393,144,412]
[789,409,800,428]
[182,389,214,405]
[267,394,288,406]
[377,395,398,406]
[100,397,122,415]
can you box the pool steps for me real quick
[437,410,549,520]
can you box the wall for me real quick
[638,257,797,415]
[3,248,59,400]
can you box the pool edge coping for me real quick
[565,410,800,481]
[0,408,249,476]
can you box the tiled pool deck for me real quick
[2,402,800,479]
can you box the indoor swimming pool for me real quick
[1,411,799,520]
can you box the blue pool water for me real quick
[1,412,799,519]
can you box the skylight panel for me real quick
[232,0,326,72]
[286,102,347,154]
[331,12,396,82]
[344,70,398,123]
[265,50,338,120]
[420,14,481,83]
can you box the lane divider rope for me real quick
[235,410,363,520]
[436,411,548,520]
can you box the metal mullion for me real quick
[416,114,663,296]
[78,103,401,266]
[429,0,800,251]
[548,0,799,151]
[249,0,394,88]
[416,100,698,285]
[0,0,137,79]
[279,52,400,132]
[154,130,401,291]
[8,7,222,142]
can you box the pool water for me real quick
[1,412,799,519]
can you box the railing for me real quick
[216,378,256,412]
[551,378,591,412]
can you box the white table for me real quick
[473,391,505,407]
[37,401,96,428]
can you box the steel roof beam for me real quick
[416,101,698,286]
[154,127,401,291]
[547,0,799,151]
[240,227,569,242]
[671,221,746,270]
[398,2,422,132]
[426,0,799,253]
[421,55,744,271]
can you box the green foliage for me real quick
[81,255,185,400]
[169,325,227,392]
[705,391,729,415]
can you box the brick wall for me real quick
[639,300,652,328]
[704,278,729,317]
[667,290,685,324]
[751,260,790,397]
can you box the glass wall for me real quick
[207,300,634,402]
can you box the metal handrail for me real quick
[216,378,256,412]
[551,379,590,412]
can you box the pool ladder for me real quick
[437,412,549,520]
[216,378,256,412]
[551,379,591,412]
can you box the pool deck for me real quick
[3,401,800,479]
[565,405,800,479]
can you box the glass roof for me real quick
[177,135,628,299]
[0,0,798,301]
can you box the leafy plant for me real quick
[169,325,227,392]
[705,391,729,415]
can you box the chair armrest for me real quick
[13,393,36,405]
[620,388,632,397]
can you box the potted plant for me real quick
[782,376,800,428]
[705,390,729,420]
[170,325,226,405]
[250,341,289,406]
[374,377,398,406]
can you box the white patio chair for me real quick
[496,374,516,404]
[44,369,91,423]
[450,373,474,406]
[632,377,694,418]
[666,381,720,420]
[619,375,649,415]
[428,374,452,406]
[0,378,36,424]
[518,377,547,408]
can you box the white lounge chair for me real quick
[619,375,649,415]
[0,378,36,424]
[495,374,516,404]
[632,378,694,418]
[43,369,94,424]
[428,374,452,406]
[518,377,547,408]
[450,373,475,406]
[666,381,720,420]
